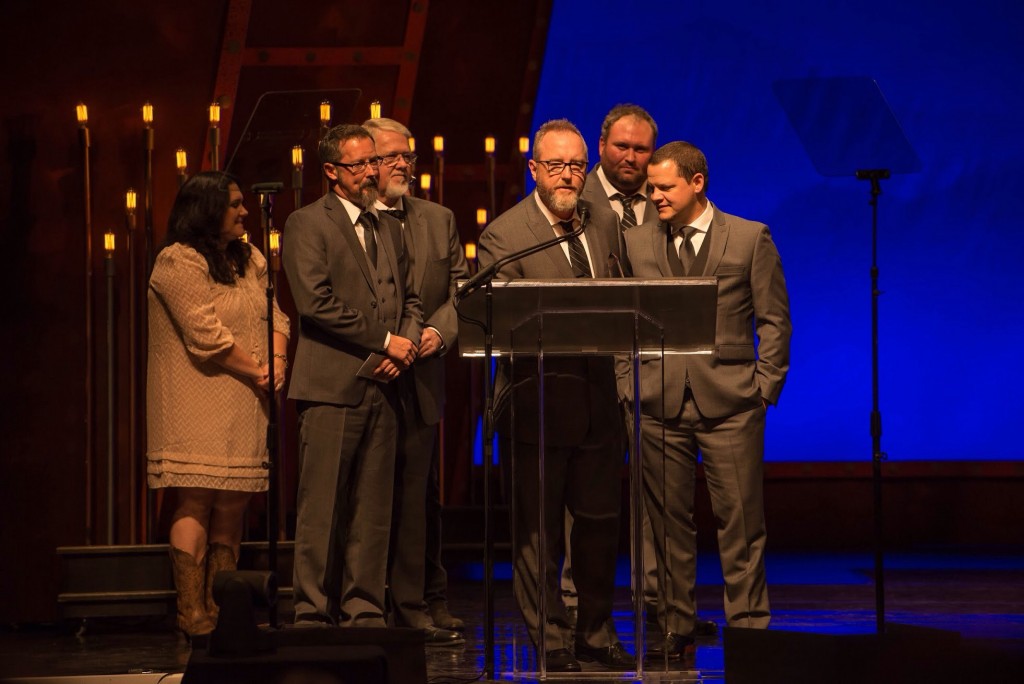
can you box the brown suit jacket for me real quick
[403,196,470,426]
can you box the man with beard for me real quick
[580,104,658,231]
[282,124,422,628]
[362,117,469,646]
[477,119,634,673]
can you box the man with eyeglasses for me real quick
[477,119,635,673]
[362,117,469,646]
[282,123,423,629]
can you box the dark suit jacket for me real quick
[403,196,470,426]
[282,192,422,407]
[477,193,626,446]
[581,167,656,225]
[623,204,791,420]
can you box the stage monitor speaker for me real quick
[723,623,1021,684]
[183,627,426,684]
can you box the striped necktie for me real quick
[612,193,640,229]
[560,220,592,278]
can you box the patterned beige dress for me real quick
[147,243,289,492]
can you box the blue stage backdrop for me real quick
[530,0,1024,461]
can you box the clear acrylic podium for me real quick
[458,277,717,678]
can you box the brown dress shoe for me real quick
[427,601,465,631]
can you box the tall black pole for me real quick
[857,168,889,636]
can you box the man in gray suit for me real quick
[362,117,469,646]
[283,124,422,628]
[580,103,658,231]
[624,141,791,659]
[477,119,635,673]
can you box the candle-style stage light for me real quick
[142,102,155,273]
[124,188,140,542]
[485,136,497,221]
[408,136,416,153]
[291,145,304,209]
[320,100,332,194]
[420,172,432,202]
[269,227,282,274]
[519,136,530,201]
[476,208,488,229]
[103,227,117,544]
[76,102,96,544]
[175,148,188,188]
[465,242,478,276]
[208,102,221,171]
[369,100,382,119]
[433,136,445,206]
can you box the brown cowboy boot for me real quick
[204,542,237,624]
[169,546,215,636]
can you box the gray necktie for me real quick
[612,193,640,230]
[358,212,378,266]
[560,220,592,278]
[677,226,697,274]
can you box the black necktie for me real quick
[612,193,640,229]
[381,208,406,221]
[358,212,378,266]
[676,225,697,274]
[560,220,592,278]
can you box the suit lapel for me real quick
[525,195,574,277]
[651,221,674,276]
[325,195,375,291]
[404,200,428,291]
[701,203,728,276]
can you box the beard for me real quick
[384,176,410,200]
[355,178,379,209]
[537,182,580,215]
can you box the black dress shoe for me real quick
[694,617,718,637]
[646,632,695,660]
[422,624,465,647]
[575,641,637,671]
[427,601,465,632]
[546,648,581,672]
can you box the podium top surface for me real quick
[455,278,718,356]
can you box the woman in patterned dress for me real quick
[147,172,289,636]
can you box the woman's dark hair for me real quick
[163,171,251,284]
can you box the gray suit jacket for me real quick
[477,193,626,446]
[282,192,422,407]
[403,196,470,426]
[581,167,656,226]
[623,204,791,419]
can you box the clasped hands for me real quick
[372,328,443,381]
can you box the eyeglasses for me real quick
[328,157,382,174]
[535,159,587,177]
[379,152,417,167]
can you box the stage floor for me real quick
[2,551,1023,683]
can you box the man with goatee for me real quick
[283,124,422,628]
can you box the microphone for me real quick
[455,201,592,302]
[607,252,625,278]
[251,182,284,195]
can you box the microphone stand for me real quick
[856,168,889,635]
[454,207,589,678]
[253,181,284,628]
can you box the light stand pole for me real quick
[76,102,95,544]
[857,167,890,635]
[208,103,221,171]
[433,136,444,207]
[103,229,117,544]
[125,190,139,542]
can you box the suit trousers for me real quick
[388,392,438,628]
[503,434,622,652]
[640,393,770,635]
[292,388,398,627]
